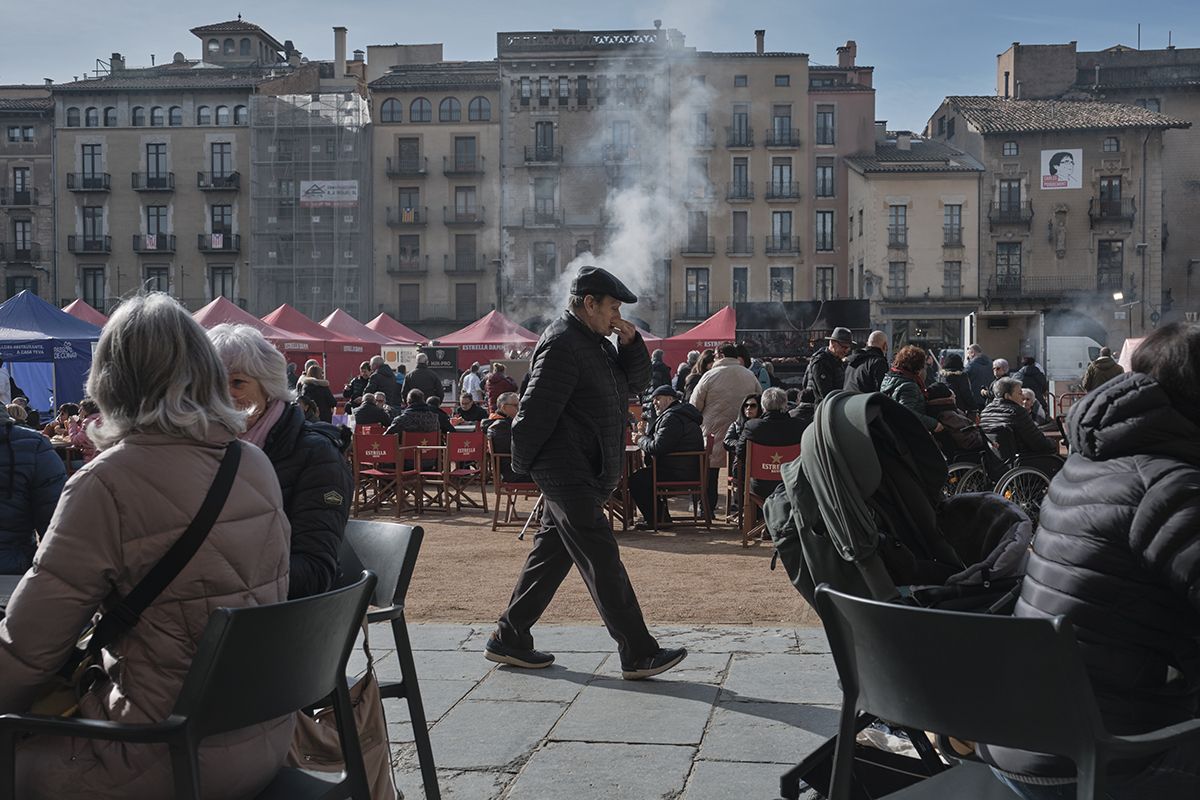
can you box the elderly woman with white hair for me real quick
[207,323,352,599]
[0,293,293,798]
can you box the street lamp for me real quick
[1112,291,1136,340]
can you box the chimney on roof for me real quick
[1015,80,1022,99]
[1003,71,1010,98]
[755,29,765,55]
[43,78,53,87]
[875,120,887,143]
[353,48,364,62]
[838,40,857,68]
[333,26,348,77]
[897,132,912,150]
[110,52,125,73]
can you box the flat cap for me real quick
[649,384,679,400]
[570,266,637,304]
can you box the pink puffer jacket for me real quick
[0,430,293,799]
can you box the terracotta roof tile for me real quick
[369,61,500,91]
[946,95,1190,134]
[847,137,984,173]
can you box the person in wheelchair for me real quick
[928,383,1008,485]
[980,377,1056,458]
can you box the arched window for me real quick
[439,97,461,122]
[239,38,251,56]
[66,107,80,127]
[103,107,117,127]
[131,106,146,126]
[150,106,164,126]
[380,98,401,123]
[233,105,248,125]
[84,107,99,127]
[168,106,182,126]
[223,38,235,55]
[207,38,220,53]
[215,105,230,126]
[410,97,431,123]
[468,96,491,121]
[196,105,211,125]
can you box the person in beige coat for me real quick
[0,293,294,800]
[689,343,764,514]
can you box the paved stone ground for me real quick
[358,622,836,799]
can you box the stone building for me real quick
[846,129,983,351]
[926,95,1188,352]
[998,41,1200,321]
[367,48,501,336]
[0,86,53,299]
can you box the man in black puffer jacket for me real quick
[984,323,1200,797]
[628,385,705,527]
[805,327,852,402]
[365,356,400,406]
[979,377,1055,457]
[0,410,67,574]
[489,266,688,681]
[842,330,888,394]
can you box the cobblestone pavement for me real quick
[360,622,834,799]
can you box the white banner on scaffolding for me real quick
[299,180,359,207]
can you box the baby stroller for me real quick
[763,390,1034,799]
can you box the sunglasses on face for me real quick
[744,402,759,409]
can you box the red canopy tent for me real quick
[193,297,323,373]
[62,298,108,327]
[262,304,378,388]
[436,310,539,369]
[660,306,737,370]
[319,309,396,347]
[364,313,426,345]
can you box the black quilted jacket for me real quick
[512,312,650,498]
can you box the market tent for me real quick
[364,313,426,345]
[319,308,395,346]
[193,297,323,374]
[262,304,378,388]
[660,306,737,370]
[436,311,539,369]
[63,298,109,327]
[0,291,101,411]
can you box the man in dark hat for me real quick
[628,385,705,529]
[487,266,688,680]
[805,326,853,402]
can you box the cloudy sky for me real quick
[1,0,1194,130]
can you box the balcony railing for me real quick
[1088,197,1136,227]
[443,206,485,226]
[523,208,563,227]
[765,181,801,201]
[524,145,563,163]
[680,236,715,255]
[0,243,40,263]
[386,206,427,227]
[726,235,754,255]
[725,126,754,148]
[196,233,241,252]
[943,226,964,247]
[385,156,427,177]
[602,143,637,163]
[673,302,710,321]
[444,253,487,274]
[888,226,908,248]
[564,210,604,227]
[765,235,801,254]
[68,235,111,254]
[67,173,110,192]
[197,171,240,191]
[988,201,1033,226]
[691,128,715,149]
[986,273,1129,298]
[726,181,754,201]
[131,172,175,191]
[442,155,485,176]
[0,188,37,206]
[765,128,801,148]
[132,234,176,253]
[386,254,428,274]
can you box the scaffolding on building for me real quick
[249,92,371,319]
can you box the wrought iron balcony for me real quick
[765,128,801,148]
[726,181,754,201]
[386,254,428,274]
[986,272,1128,298]
[132,234,176,253]
[387,206,427,227]
[67,173,110,192]
[443,206,485,226]
[673,302,710,321]
[444,253,487,274]
[726,235,754,255]
[888,226,908,248]
[1,242,40,263]
[524,145,563,164]
[725,126,754,148]
[765,181,801,201]
[68,235,111,254]
[680,236,715,256]
[197,172,241,191]
[765,235,801,255]
[131,172,175,191]
[196,233,241,253]
[602,143,637,163]
[1088,197,1136,227]
[943,226,964,247]
[691,128,715,149]
[0,188,37,206]
[442,155,485,176]
[385,156,427,177]
[523,208,563,227]
[988,201,1033,227]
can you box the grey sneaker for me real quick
[621,647,687,680]
[484,635,555,669]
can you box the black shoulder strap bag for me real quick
[32,441,242,716]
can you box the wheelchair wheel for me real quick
[995,467,1051,527]
[943,463,975,499]
[953,465,990,496]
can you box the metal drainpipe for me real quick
[50,110,58,303]
[1141,130,1149,333]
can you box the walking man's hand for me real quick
[612,318,637,346]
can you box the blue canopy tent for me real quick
[0,291,101,413]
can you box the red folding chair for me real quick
[741,440,801,547]
[352,434,421,516]
[490,447,540,530]
[445,431,488,511]
[402,431,448,513]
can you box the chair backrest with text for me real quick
[746,441,801,486]
[355,433,397,466]
[447,431,484,466]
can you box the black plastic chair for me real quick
[0,572,377,800]
[337,520,440,800]
[814,584,1200,800]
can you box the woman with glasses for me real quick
[724,393,761,513]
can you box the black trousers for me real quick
[497,491,659,665]
[628,467,666,522]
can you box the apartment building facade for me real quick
[927,95,1187,350]
[0,87,53,300]
[368,50,501,336]
[846,131,983,351]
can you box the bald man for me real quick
[843,330,889,394]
